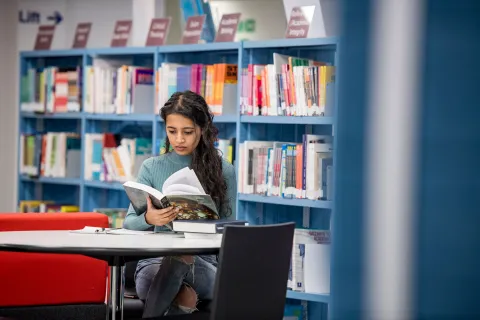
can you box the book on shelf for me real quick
[20,132,81,179]
[84,133,152,182]
[93,208,127,228]
[84,58,154,114]
[288,228,331,294]
[156,62,238,115]
[240,52,336,117]
[18,200,79,213]
[237,135,334,201]
[214,137,236,164]
[123,167,220,221]
[284,304,305,320]
[20,66,82,113]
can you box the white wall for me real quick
[282,0,339,37]
[165,0,183,45]
[18,0,67,50]
[210,0,287,41]
[66,0,132,48]
[18,0,133,50]
[0,0,19,211]
[17,0,294,49]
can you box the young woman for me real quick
[123,90,237,317]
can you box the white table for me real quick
[0,230,222,320]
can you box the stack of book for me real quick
[240,53,336,117]
[155,62,238,115]
[237,135,334,200]
[84,64,154,114]
[18,200,79,213]
[20,67,82,113]
[84,133,152,182]
[288,228,331,294]
[19,132,81,178]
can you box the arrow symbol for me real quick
[47,11,63,25]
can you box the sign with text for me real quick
[34,25,55,50]
[72,22,92,48]
[215,13,241,42]
[111,20,132,47]
[181,15,206,44]
[146,17,171,46]
[285,6,315,38]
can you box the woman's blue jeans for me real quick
[135,255,217,318]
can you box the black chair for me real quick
[141,222,295,320]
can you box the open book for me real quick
[123,167,219,220]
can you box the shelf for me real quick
[20,176,82,186]
[20,49,85,58]
[87,47,156,56]
[157,114,237,123]
[84,113,156,122]
[158,42,240,53]
[18,38,335,59]
[240,115,333,125]
[238,194,332,209]
[84,180,125,191]
[20,112,83,119]
[243,37,338,49]
[213,114,237,123]
[286,291,330,303]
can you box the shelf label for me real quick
[215,13,241,42]
[72,22,91,48]
[111,20,132,47]
[146,17,171,46]
[181,15,205,44]
[34,25,55,50]
[285,6,315,38]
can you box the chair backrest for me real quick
[210,222,295,320]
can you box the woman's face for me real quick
[165,113,201,156]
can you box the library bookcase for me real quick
[17,37,338,319]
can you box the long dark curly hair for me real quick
[160,90,231,218]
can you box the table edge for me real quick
[0,243,220,257]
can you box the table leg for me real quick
[106,265,123,320]
[120,265,125,320]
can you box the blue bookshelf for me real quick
[16,39,337,320]
[241,115,334,125]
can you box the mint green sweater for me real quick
[124,151,237,232]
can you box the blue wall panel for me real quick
[415,1,480,318]
[330,0,372,318]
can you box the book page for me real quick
[162,167,206,194]
[163,183,202,196]
[162,167,191,192]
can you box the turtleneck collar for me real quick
[166,151,192,166]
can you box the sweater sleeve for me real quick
[222,161,237,220]
[123,158,154,230]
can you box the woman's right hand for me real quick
[144,196,179,226]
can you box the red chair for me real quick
[0,212,109,320]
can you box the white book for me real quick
[172,219,248,234]
[288,229,330,292]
